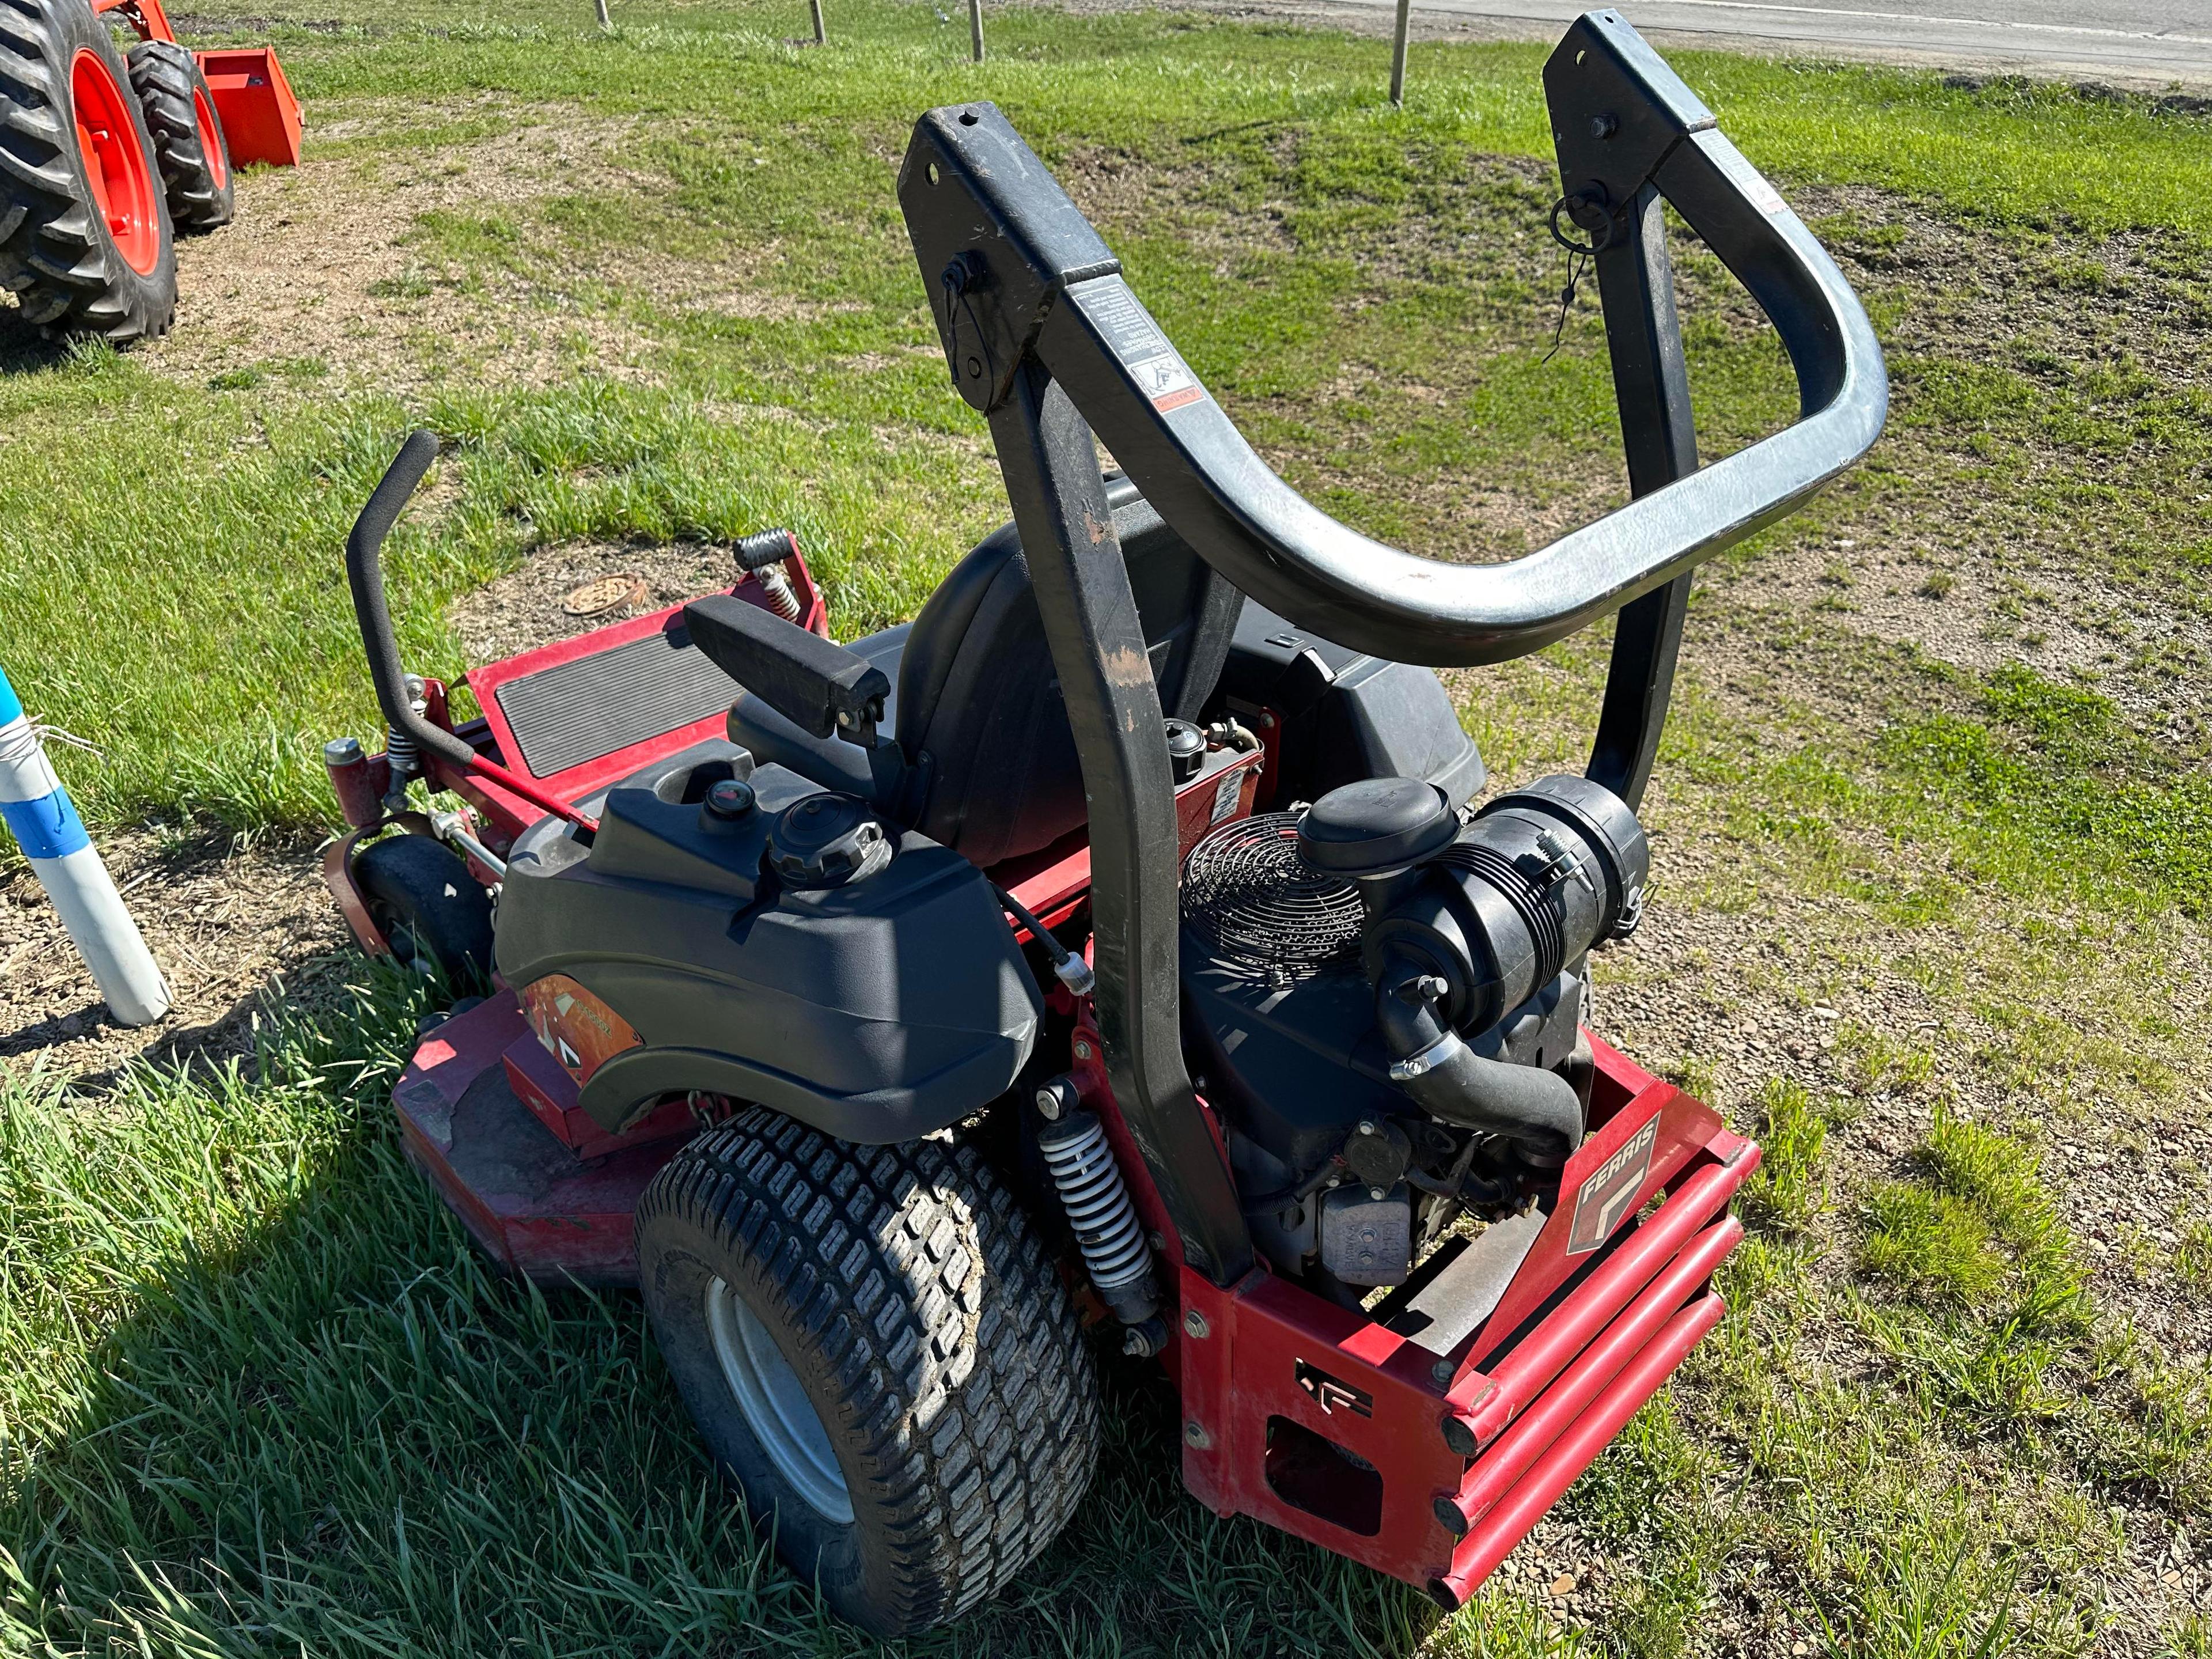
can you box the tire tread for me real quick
[637,1111,1100,1633]
[126,38,233,231]
[0,0,175,342]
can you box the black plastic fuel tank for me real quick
[495,741,1041,1141]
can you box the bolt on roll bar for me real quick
[893,10,1887,1288]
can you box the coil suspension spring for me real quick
[755,564,802,622]
[382,675,427,810]
[733,528,804,622]
[1038,1098,1162,1351]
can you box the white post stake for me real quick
[0,666,170,1027]
[969,0,984,62]
[1389,0,1411,105]
[594,0,611,30]
[810,0,826,44]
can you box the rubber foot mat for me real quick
[493,630,735,777]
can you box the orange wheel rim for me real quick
[70,48,161,275]
[192,84,227,190]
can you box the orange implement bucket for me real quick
[194,46,301,168]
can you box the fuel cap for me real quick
[1164,718,1206,784]
[767,791,893,888]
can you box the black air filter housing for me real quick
[1366,773,1647,1037]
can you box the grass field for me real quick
[1,0,2209,1653]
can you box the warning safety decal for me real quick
[1082,280,1210,415]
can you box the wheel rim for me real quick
[705,1277,853,1524]
[70,49,161,275]
[192,85,228,190]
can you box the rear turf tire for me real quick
[127,39,233,231]
[637,1111,1100,1637]
[351,834,494,989]
[0,0,177,343]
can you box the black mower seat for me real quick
[729,480,1239,867]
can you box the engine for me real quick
[1180,773,1648,1293]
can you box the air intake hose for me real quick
[1376,963,1585,1164]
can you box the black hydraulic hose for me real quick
[1408,1051,1584,1168]
[345,429,475,772]
[1374,959,1584,1165]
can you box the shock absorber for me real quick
[1035,1081,1165,1355]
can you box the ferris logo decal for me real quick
[1566,1116,1660,1255]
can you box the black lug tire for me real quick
[0,0,177,343]
[637,1111,1100,1637]
[126,39,233,231]
[351,834,495,990]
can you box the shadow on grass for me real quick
[0,971,1441,1658]
[0,315,74,376]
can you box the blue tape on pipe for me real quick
[1,788,90,860]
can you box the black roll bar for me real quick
[896,10,1887,1286]
[903,17,1883,670]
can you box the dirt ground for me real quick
[445,537,745,663]
[0,827,350,1089]
[139,113,670,396]
[130,104,854,401]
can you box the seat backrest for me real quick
[897,480,1242,866]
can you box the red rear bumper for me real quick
[1169,1040,1755,1604]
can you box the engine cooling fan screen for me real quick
[1182,812,1363,977]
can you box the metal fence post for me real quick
[593,0,610,29]
[810,0,826,43]
[969,0,983,62]
[1389,0,1411,104]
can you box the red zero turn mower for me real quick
[322,14,1885,1637]
[0,0,299,343]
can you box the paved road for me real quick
[1236,0,2212,86]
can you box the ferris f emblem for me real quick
[1566,1116,1660,1255]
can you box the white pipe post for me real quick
[1389,0,1411,105]
[594,0,611,30]
[969,0,983,62]
[810,0,825,44]
[0,666,169,1027]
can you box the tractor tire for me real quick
[126,39,233,231]
[637,1111,1099,1637]
[352,834,494,989]
[0,0,176,344]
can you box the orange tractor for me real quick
[0,0,300,344]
